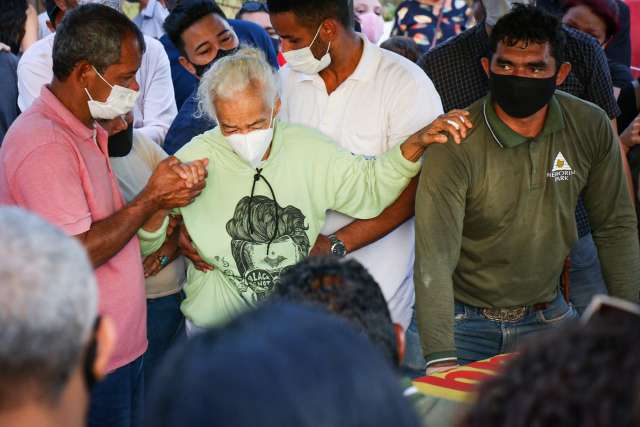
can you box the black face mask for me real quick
[108,124,133,157]
[192,46,239,78]
[488,71,557,118]
[82,318,101,392]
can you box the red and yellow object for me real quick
[413,354,515,403]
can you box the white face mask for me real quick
[485,0,535,26]
[282,24,331,75]
[225,109,275,169]
[85,66,139,120]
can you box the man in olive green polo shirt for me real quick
[414,5,640,374]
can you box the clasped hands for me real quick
[143,156,209,210]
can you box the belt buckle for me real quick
[482,306,527,322]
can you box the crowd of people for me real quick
[1,0,640,426]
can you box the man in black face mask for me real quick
[414,4,640,373]
[160,0,278,155]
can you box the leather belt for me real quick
[481,303,549,323]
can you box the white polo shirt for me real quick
[133,0,169,39]
[279,36,443,329]
[17,34,177,145]
[37,12,52,40]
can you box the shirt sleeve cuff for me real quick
[138,216,170,257]
[61,214,92,237]
[425,352,458,367]
[388,143,423,177]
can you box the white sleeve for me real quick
[132,37,177,146]
[132,130,169,171]
[37,12,52,40]
[17,35,54,111]
[277,66,292,122]
[385,60,444,148]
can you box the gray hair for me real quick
[197,47,280,122]
[0,208,97,407]
[52,3,146,81]
[78,0,123,11]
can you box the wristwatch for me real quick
[328,234,347,257]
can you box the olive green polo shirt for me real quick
[414,91,640,364]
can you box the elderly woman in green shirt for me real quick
[139,47,470,332]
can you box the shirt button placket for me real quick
[529,140,541,190]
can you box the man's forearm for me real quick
[594,229,640,302]
[414,267,458,365]
[76,192,159,268]
[336,177,418,252]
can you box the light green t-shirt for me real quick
[139,120,421,327]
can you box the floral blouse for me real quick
[391,0,474,53]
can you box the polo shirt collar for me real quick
[347,34,380,82]
[142,0,157,18]
[483,93,565,148]
[39,85,109,153]
[294,34,380,84]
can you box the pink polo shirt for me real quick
[0,87,147,372]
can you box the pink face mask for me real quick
[358,12,384,44]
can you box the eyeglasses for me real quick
[239,1,269,14]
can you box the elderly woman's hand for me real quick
[417,110,473,146]
[400,110,473,162]
[170,160,208,189]
[143,157,208,210]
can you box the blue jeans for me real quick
[88,356,144,427]
[454,291,578,364]
[144,292,185,389]
[401,310,427,378]
[568,233,608,315]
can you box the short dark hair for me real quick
[562,0,620,41]
[0,0,28,55]
[236,1,269,20]
[489,4,567,69]
[274,256,399,365]
[458,313,640,427]
[146,303,421,427]
[52,4,146,81]
[380,36,421,63]
[164,0,227,56]
[267,0,353,30]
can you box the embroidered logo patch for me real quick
[547,152,575,182]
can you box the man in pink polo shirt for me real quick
[0,5,207,427]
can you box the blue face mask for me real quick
[270,37,281,55]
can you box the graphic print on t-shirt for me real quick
[552,152,572,172]
[225,195,310,300]
[547,152,576,182]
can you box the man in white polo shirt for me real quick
[268,0,444,374]
[18,0,177,145]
